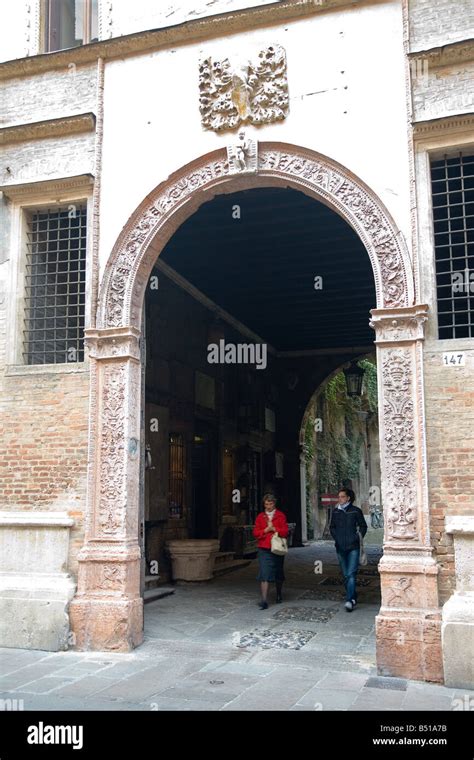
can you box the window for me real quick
[169,434,186,519]
[45,0,98,52]
[431,151,474,339]
[23,205,87,365]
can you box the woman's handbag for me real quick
[271,532,288,556]
[358,528,368,566]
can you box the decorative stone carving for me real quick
[102,564,126,589]
[227,131,258,174]
[99,145,413,329]
[85,327,141,362]
[199,45,289,131]
[369,303,442,681]
[98,363,127,537]
[382,349,417,540]
[387,577,415,606]
[370,306,429,344]
[259,151,409,308]
[369,306,430,542]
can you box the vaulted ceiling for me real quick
[159,187,376,352]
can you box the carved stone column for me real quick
[69,327,143,651]
[370,305,443,682]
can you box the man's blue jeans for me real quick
[336,548,360,603]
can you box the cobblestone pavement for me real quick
[0,542,472,712]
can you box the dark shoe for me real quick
[276,594,283,603]
[258,601,268,610]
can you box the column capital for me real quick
[370,304,429,344]
[85,326,141,361]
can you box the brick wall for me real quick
[0,370,89,576]
[424,349,474,603]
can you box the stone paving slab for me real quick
[350,686,407,710]
[147,697,223,711]
[222,670,321,711]
[0,692,153,711]
[314,671,370,691]
[9,676,79,695]
[199,660,276,677]
[296,687,359,710]
[43,675,123,699]
[154,685,244,705]
[402,696,456,711]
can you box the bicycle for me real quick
[370,505,383,529]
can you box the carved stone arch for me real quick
[70,143,443,683]
[97,142,414,332]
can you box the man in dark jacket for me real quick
[329,488,368,612]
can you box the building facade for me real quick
[0,0,473,687]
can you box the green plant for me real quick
[304,360,378,498]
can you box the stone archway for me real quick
[70,143,442,681]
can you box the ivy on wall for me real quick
[304,359,378,513]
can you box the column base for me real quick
[376,551,443,682]
[376,611,443,682]
[69,596,143,651]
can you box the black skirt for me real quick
[257,548,285,582]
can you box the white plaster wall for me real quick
[109,0,283,38]
[0,0,32,63]
[99,0,411,280]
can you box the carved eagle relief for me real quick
[199,44,289,131]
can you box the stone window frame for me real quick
[4,179,93,375]
[39,0,99,53]
[414,115,474,346]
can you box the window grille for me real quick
[23,205,86,365]
[431,152,474,339]
[169,434,186,519]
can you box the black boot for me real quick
[276,583,283,603]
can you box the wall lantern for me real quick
[343,361,365,397]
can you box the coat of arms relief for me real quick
[198,44,289,132]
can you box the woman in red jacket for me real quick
[253,493,289,609]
